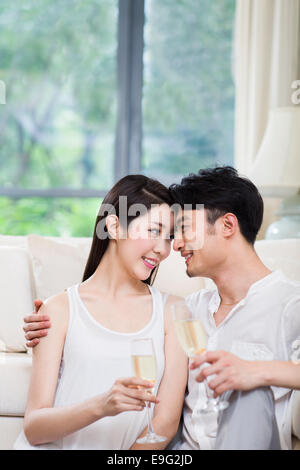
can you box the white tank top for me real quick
[14,283,168,450]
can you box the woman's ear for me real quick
[105,215,120,240]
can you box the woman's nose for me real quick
[153,238,171,257]
[173,237,184,252]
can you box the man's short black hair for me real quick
[169,166,264,245]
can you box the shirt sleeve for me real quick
[281,296,300,361]
[184,291,202,315]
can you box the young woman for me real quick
[16,174,187,450]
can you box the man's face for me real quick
[173,209,225,278]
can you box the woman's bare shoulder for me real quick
[39,290,70,323]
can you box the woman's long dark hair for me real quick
[82,175,173,286]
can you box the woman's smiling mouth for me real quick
[141,256,157,269]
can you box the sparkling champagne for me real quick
[174,319,207,357]
[132,354,156,391]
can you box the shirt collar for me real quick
[207,269,283,315]
[247,269,282,295]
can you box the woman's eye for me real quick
[148,229,173,240]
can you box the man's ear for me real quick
[105,215,120,240]
[222,213,238,238]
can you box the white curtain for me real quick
[234,0,300,175]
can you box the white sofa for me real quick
[0,234,299,450]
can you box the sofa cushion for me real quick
[0,246,36,352]
[27,234,92,301]
[255,239,300,281]
[0,235,28,249]
[0,353,32,416]
[0,417,24,450]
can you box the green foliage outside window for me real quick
[0,197,101,237]
[143,0,235,179]
[0,0,117,191]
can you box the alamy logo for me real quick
[0,80,6,104]
[291,80,300,105]
[95,198,206,250]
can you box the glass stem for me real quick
[204,377,210,397]
[192,353,216,403]
[146,402,154,435]
[204,377,217,402]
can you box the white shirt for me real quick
[179,270,300,450]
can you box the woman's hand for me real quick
[100,377,159,417]
[190,350,264,396]
[23,300,50,348]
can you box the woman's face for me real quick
[116,203,174,281]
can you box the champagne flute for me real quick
[172,300,229,414]
[131,338,167,443]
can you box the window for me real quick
[142,0,235,184]
[0,0,118,193]
[0,0,235,236]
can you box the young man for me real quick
[24,166,300,449]
[167,166,300,450]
